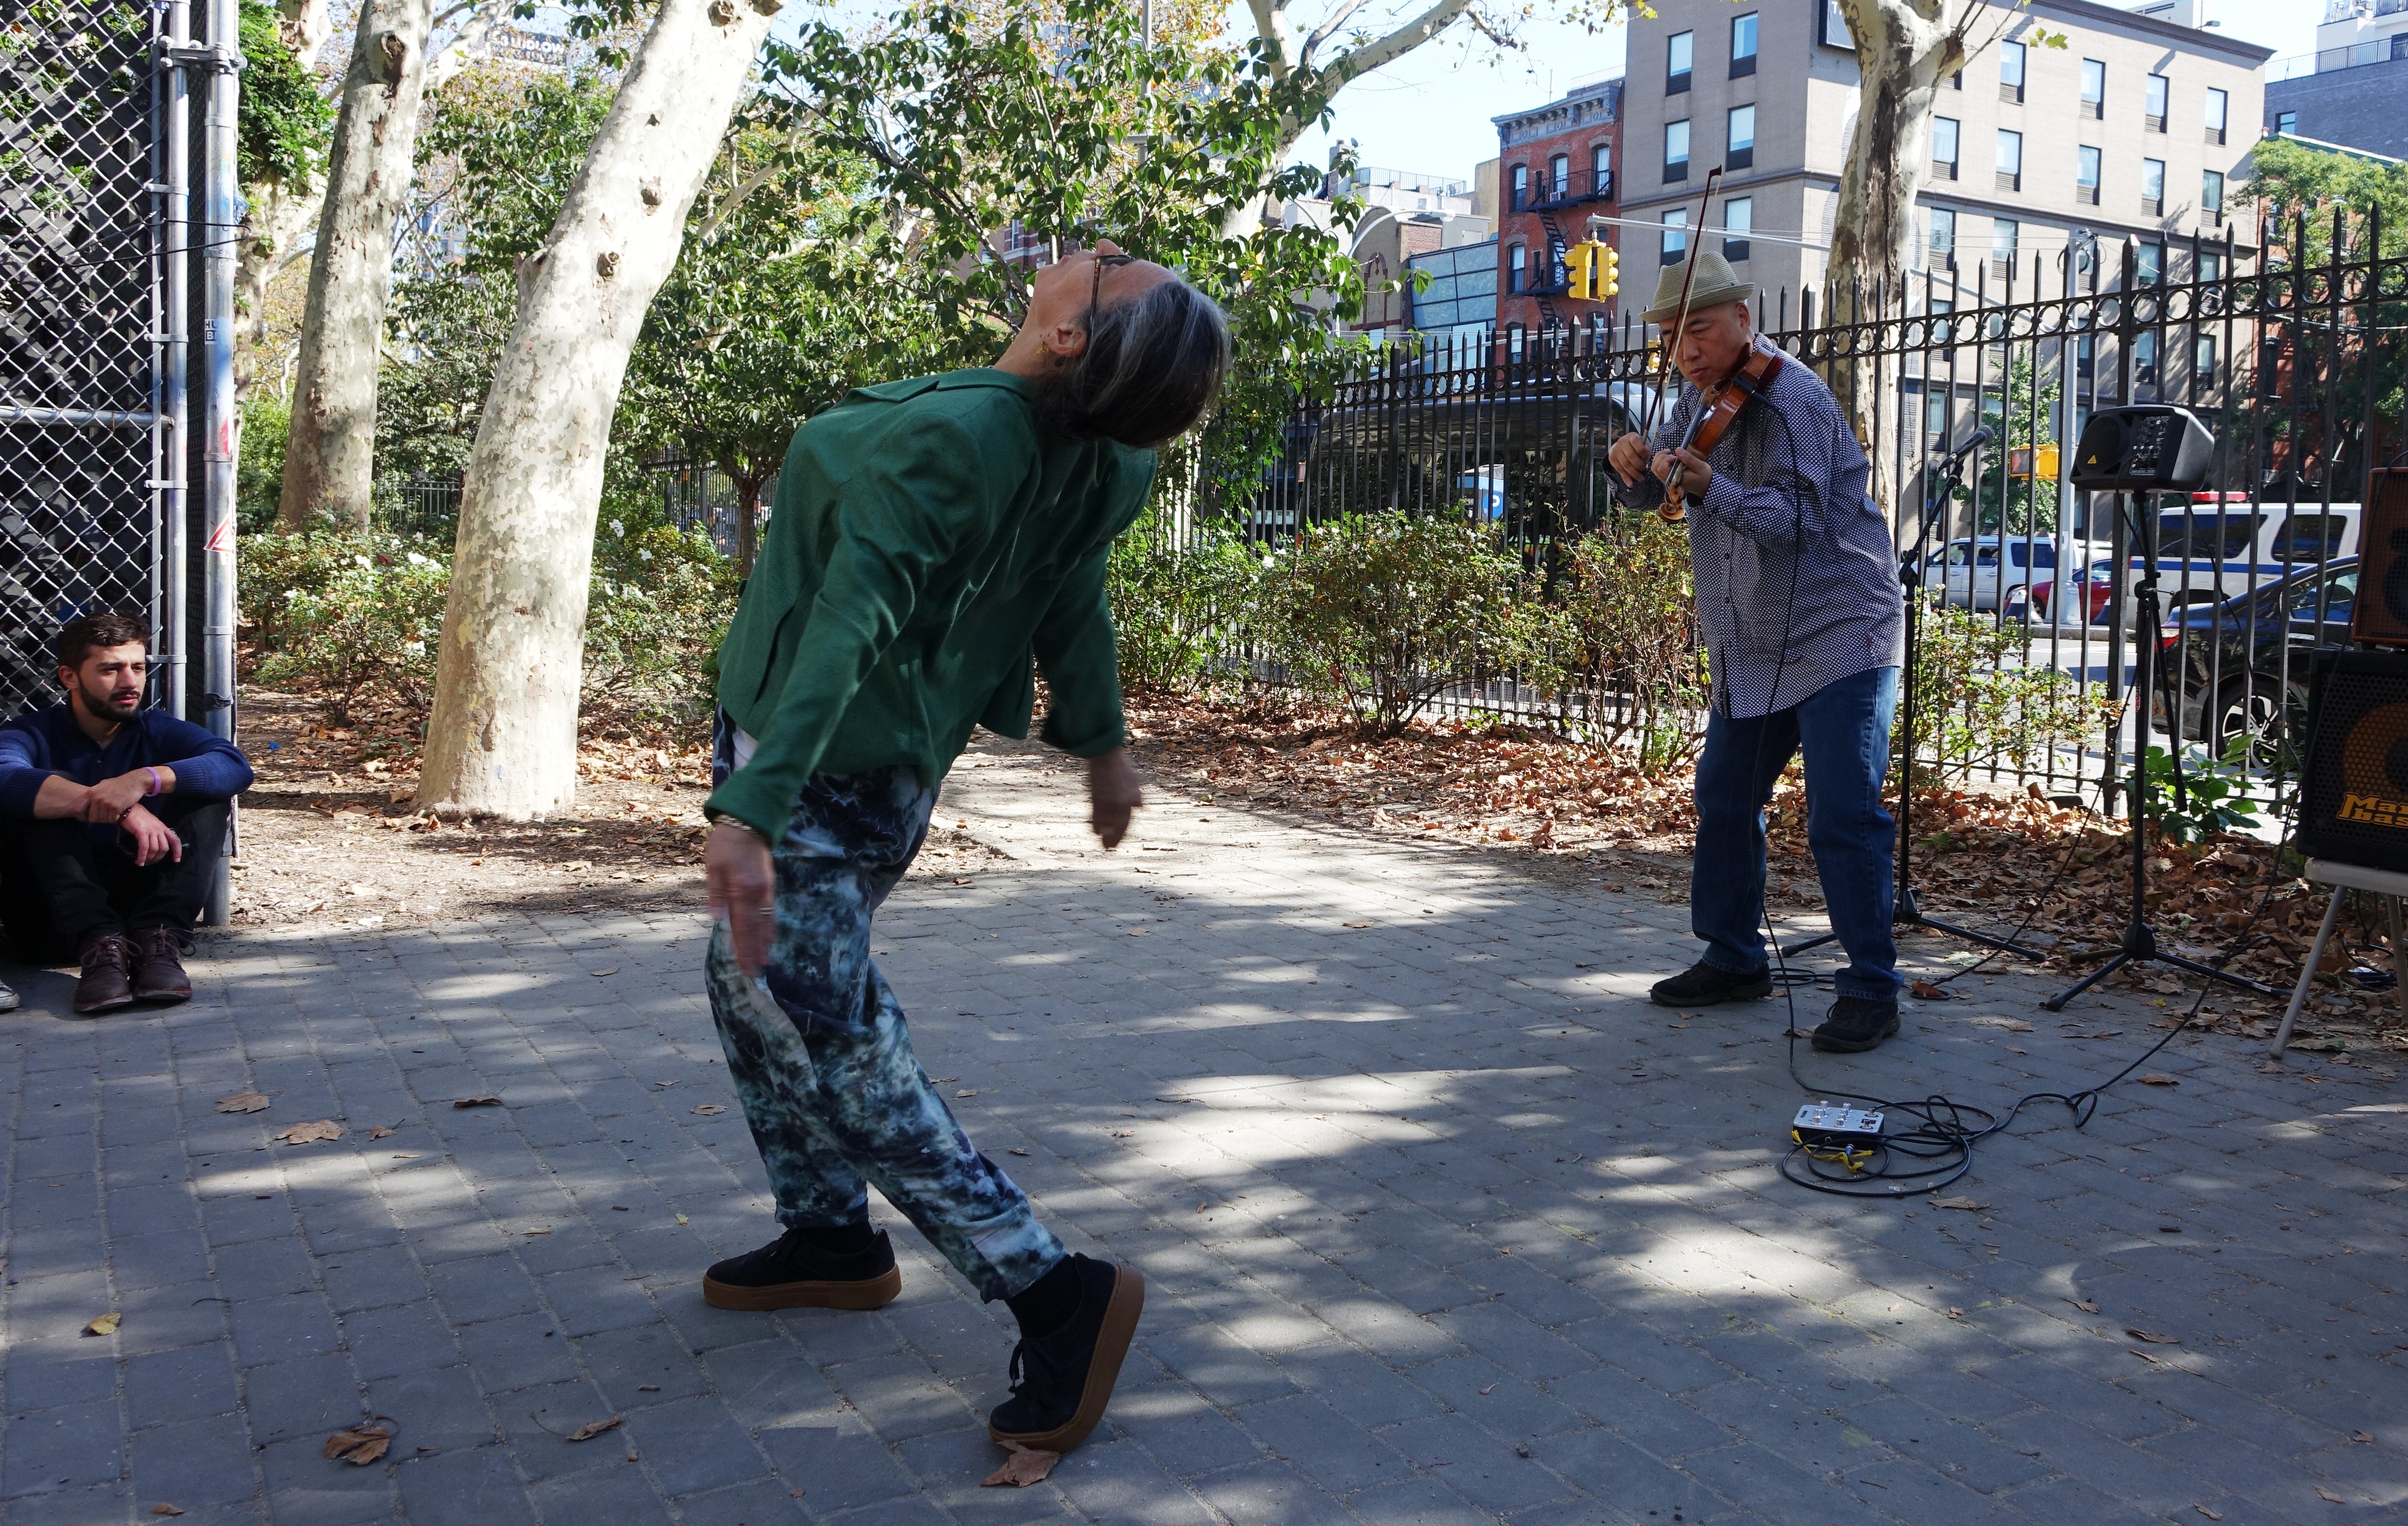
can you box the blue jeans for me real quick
[1689,664,1901,1002]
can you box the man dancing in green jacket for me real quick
[700,241,1228,1456]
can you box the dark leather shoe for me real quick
[131,926,192,1004]
[988,1255,1145,1454]
[74,933,136,1016]
[1813,996,1902,1053]
[1650,958,1773,1007]
[703,1227,901,1311]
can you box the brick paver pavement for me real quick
[5,740,2406,1525]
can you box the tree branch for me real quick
[1320,0,1478,90]
[1300,0,1378,71]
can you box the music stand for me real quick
[2041,406,2278,1010]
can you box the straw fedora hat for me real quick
[1640,248,1756,325]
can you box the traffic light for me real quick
[1565,239,1618,301]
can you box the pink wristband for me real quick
[142,767,161,797]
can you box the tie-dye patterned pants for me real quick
[705,716,1066,1302]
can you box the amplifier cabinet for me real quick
[2350,467,2408,647]
[2297,649,2408,872]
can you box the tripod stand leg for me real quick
[2149,949,2280,998]
[1910,914,2052,962]
[2271,885,2346,1060]
[1779,930,1840,957]
[2042,950,2134,1012]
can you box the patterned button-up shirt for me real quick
[1619,357,1904,718]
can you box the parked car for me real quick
[1914,534,2077,612]
[2020,500,2359,629]
[2154,557,2356,767]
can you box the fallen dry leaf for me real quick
[324,1426,391,1465]
[691,1105,726,1116]
[2139,1073,2180,1087]
[2068,1300,2101,1314]
[1930,1196,1989,1211]
[2130,1349,2165,1365]
[83,1313,120,1337]
[277,1120,343,1145]
[2196,1507,2221,1521]
[215,1091,270,1114]
[1947,1307,1966,1320]
[569,1418,621,1443]
[954,1088,979,1099]
[1125,927,1151,937]
[2354,1431,2375,1444]
[1008,1147,1030,1157]
[589,967,619,977]
[367,1126,394,1140]
[2126,1329,2181,1345]
[952,877,974,886]
[1342,921,1372,930]
[453,1096,502,1108]
[980,1442,1062,1487]
[1908,979,1953,1000]
[150,1505,184,1517]
[2318,1486,2346,1503]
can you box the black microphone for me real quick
[1943,426,1995,466]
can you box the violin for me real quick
[1658,334,1786,523]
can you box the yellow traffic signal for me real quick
[1565,239,1618,301]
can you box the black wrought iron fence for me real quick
[1224,209,2406,800]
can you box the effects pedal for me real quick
[1791,1103,1885,1173]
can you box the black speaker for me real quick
[2350,467,2408,647]
[2068,405,2215,493]
[2296,650,2408,872]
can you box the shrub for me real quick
[1260,509,1555,736]
[584,514,742,724]
[250,538,450,723]
[1907,598,2119,781]
[1553,517,1710,770]
[1107,515,1263,691]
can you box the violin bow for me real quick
[1647,166,1724,508]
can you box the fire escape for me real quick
[1523,165,1614,340]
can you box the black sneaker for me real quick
[702,1227,901,1312]
[1650,958,1774,1007]
[988,1255,1145,1454]
[1812,996,1902,1053]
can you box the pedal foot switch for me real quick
[1791,1103,1885,1173]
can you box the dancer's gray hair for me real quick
[1037,278,1231,450]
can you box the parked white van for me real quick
[2018,497,2360,626]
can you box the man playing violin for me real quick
[1607,249,1908,1053]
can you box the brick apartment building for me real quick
[1492,77,1621,340]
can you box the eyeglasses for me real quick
[1087,250,1136,328]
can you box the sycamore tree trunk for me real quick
[416,0,781,820]
[277,0,436,529]
[1825,0,1982,523]
[235,0,333,402]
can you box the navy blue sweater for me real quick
[0,707,255,824]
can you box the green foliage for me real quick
[1552,517,1709,770]
[237,0,331,192]
[1972,347,2063,535]
[1906,597,2117,780]
[2243,136,2408,260]
[1260,511,1554,737]
[246,535,451,723]
[238,394,290,534]
[2143,736,2263,844]
[1106,516,1264,691]
[583,510,743,723]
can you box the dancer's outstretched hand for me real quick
[1086,748,1142,851]
[706,819,778,974]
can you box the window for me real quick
[1819,0,1853,50]
[1510,163,1528,211]
[1591,143,1611,199]
[2156,510,2257,560]
[2205,86,2228,145]
[2145,72,2167,131]
[1661,207,1689,262]
[2000,38,2025,103]
[1925,391,1950,441]
[1727,105,1756,171]
[1665,119,1690,182]
[2199,249,2223,282]
[2136,241,2163,286]
[2077,333,2096,383]
[2135,330,2159,390]
[1991,217,2018,269]
[2076,144,2101,204]
[2195,334,2217,387]
[1731,13,1757,77]
[2275,109,2297,136]
[1995,128,2022,192]
[2202,169,2225,220]
[1548,153,1569,199]
[1667,30,1692,93]
[1928,206,1957,260]
[1508,243,1526,293]
[2276,515,2346,564]
[1723,195,1752,262]
[2081,58,2105,118]
[2142,157,2165,214]
[1932,115,1960,179]
[1548,237,1567,289]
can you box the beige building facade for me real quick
[1617,0,2272,318]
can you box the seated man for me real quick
[0,613,254,1014]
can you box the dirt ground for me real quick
[227,690,1010,933]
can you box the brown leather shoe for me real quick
[74,933,136,1016]
[131,926,193,1004]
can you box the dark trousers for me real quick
[1690,665,1902,1002]
[0,799,227,959]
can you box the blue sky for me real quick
[1285,0,2321,185]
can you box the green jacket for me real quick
[706,368,1155,840]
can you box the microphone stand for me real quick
[2039,490,2278,1010]
[1782,432,2050,962]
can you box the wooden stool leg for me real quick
[2274,885,2348,1060]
